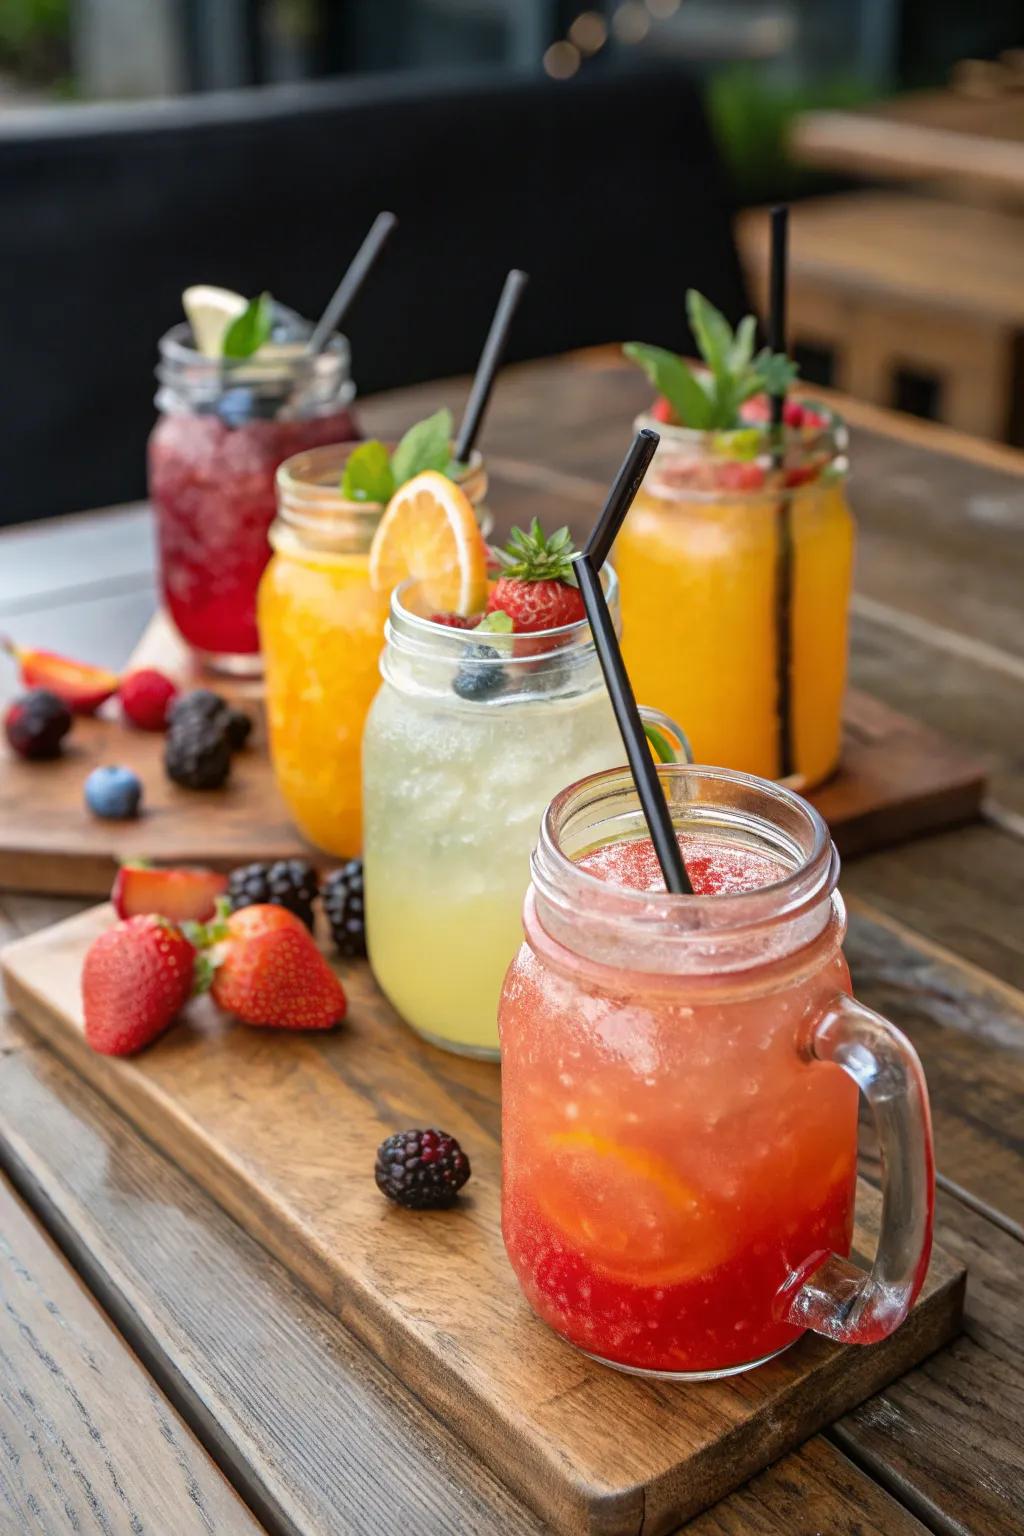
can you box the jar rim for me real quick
[157,317,351,374]
[534,763,838,952]
[277,442,486,519]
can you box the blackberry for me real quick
[164,714,232,790]
[375,1128,471,1210]
[225,707,252,750]
[322,861,366,958]
[3,689,72,760]
[452,643,505,702]
[227,858,318,930]
[169,689,252,752]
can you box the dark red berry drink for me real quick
[149,320,359,674]
[500,765,935,1377]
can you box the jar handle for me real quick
[638,705,692,765]
[781,995,935,1345]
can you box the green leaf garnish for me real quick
[340,408,458,503]
[474,610,514,634]
[624,288,799,431]
[341,440,396,504]
[391,407,454,487]
[222,292,273,360]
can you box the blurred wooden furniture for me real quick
[2,351,1024,1535]
[791,88,1024,206]
[738,193,1024,440]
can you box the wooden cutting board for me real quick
[0,602,987,895]
[0,904,966,1536]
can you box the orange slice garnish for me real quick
[535,1129,732,1287]
[368,470,488,615]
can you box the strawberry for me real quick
[112,863,228,922]
[650,395,677,424]
[486,520,585,633]
[211,905,347,1031]
[428,612,472,629]
[715,460,767,492]
[82,915,196,1056]
[120,668,179,731]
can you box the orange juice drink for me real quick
[617,406,852,788]
[258,442,488,856]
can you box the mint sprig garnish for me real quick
[624,289,798,430]
[341,407,460,504]
[222,292,273,360]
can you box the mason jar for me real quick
[259,444,490,858]
[500,763,934,1378]
[363,568,689,1059]
[616,409,853,788]
[149,313,359,673]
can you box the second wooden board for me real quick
[1,904,966,1536]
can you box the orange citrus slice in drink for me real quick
[535,1129,732,1287]
[369,470,488,615]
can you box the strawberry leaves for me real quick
[624,289,798,430]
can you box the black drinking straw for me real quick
[572,431,694,896]
[769,204,795,779]
[453,269,529,464]
[305,211,398,356]
[583,428,660,570]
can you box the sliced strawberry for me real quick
[82,915,195,1056]
[2,637,119,715]
[112,863,228,922]
[211,905,347,1031]
[716,460,767,492]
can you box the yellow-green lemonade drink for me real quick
[363,534,686,1059]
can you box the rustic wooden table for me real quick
[1,349,1022,1535]
[791,88,1024,205]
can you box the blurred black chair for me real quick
[0,65,747,525]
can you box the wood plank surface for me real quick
[0,904,965,1536]
[0,1170,264,1536]
[0,1009,946,1536]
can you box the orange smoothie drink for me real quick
[621,292,853,788]
[258,429,489,856]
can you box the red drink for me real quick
[500,766,934,1377]
[149,319,359,671]
[150,406,358,662]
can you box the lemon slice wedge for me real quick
[182,285,248,358]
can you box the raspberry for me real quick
[227,859,318,931]
[375,1128,471,1210]
[322,861,366,958]
[120,668,178,731]
[429,612,471,629]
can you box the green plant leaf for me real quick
[391,407,454,488]
[623,342,714,429]
[341,440,396,504]
[686,290,734,386]
[222,292,273,359]
[729,314,757,373]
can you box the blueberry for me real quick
[452,644,505,701]
[84,765,143,820]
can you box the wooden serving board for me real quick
[0,603,987,895]
[0,905,966,1536]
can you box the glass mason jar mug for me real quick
[362,569,689,1060]
[259,444,490,859]
[148,314,359,673]
[617,410,853,789]
[500,765,934,1378]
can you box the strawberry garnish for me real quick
[2,636,119,715]
[82,915,196,1056]
[210,904,347,1031]
[486,520,585,633]
[111,863,228,923]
